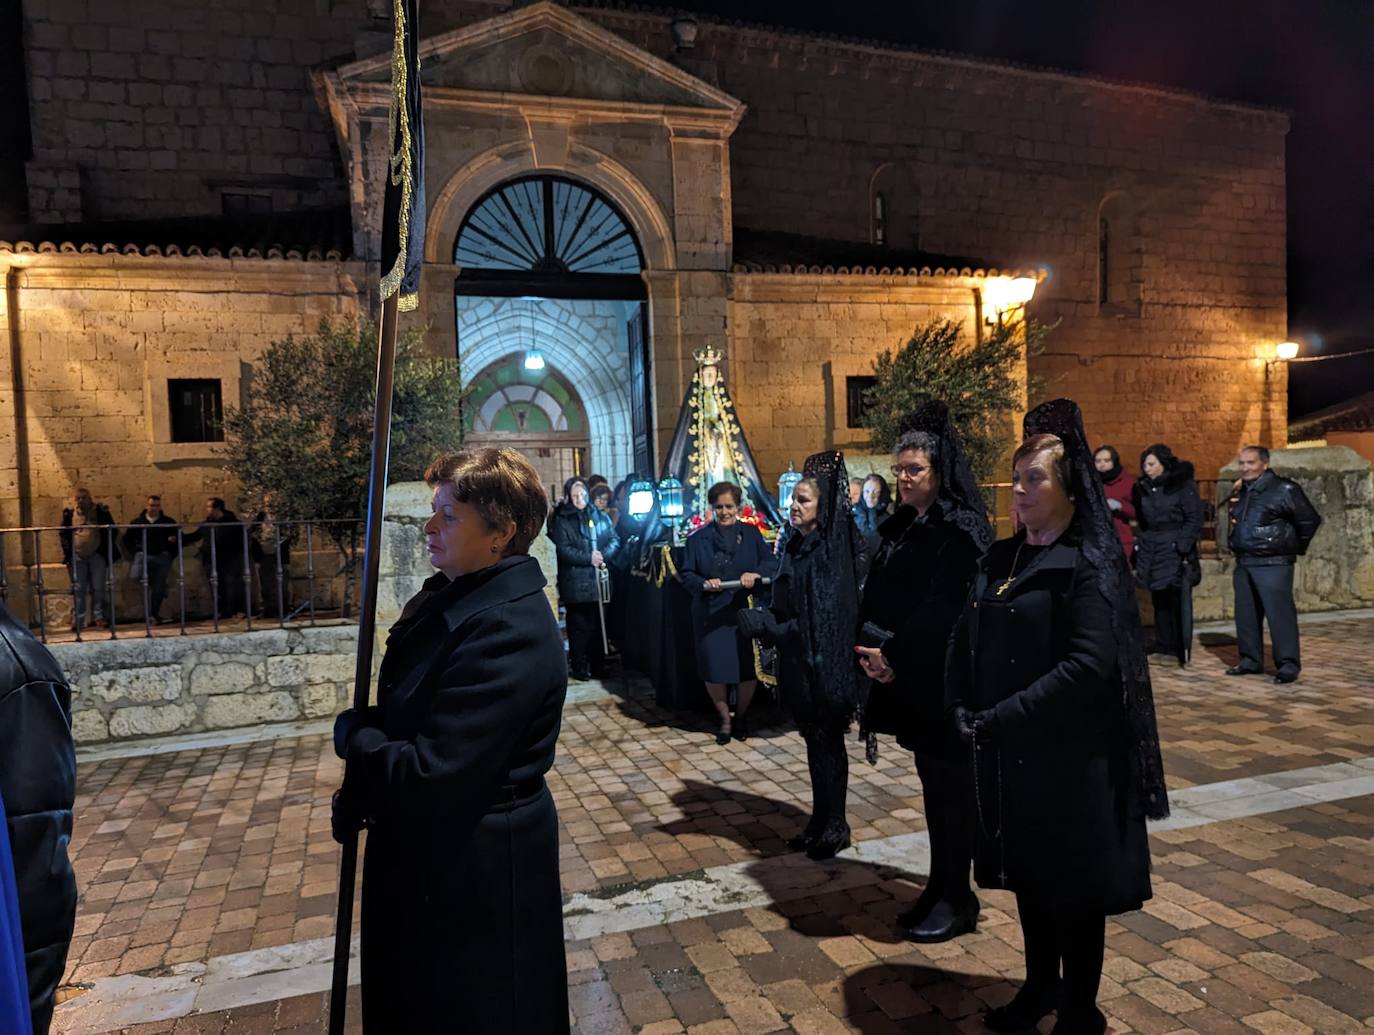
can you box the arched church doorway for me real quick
[455,174,653,493]
[462,354,591,494]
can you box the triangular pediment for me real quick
[337,1,744,121]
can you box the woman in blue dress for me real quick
[681,481,771,743]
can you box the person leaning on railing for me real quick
[123,495,180,624]
[59,487,121,632]
[180,497,247,620]
[249,495,297,619]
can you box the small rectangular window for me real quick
[845,375,877,429]
[169,379,224,442]
[222,192,273,217]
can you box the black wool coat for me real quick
[548,503,621,604]
[861,503,982,756]
[344,557,570,1034]
[0,604,77,1035]
[1133,462,1204,592]
[680,521,772,684]
[946,533,1152,915]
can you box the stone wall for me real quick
[0,251,364,529]
[581,6,1292,477]
[728,273,1000,482]
[1191,446,1374,621]
[54,623,359,744]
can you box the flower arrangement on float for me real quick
[687,504,771,535]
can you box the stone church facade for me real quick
[2,0,1291,532]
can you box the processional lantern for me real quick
[627,479,656,520]
[777,463,802,512]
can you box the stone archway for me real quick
[457,296,637,479]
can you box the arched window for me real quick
[1097,193,1141,315]
[463,356,587,436]
[455,175,643,274]
[872,191,887,246]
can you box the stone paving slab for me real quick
[51,617,1374,1032]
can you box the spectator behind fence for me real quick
[123,496,179,623]
[250,494,297,619]
[59,487,120,632]
[0,602,78,1035]
[182,497,247,619]
[1225,445,1323,684]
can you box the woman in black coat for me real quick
[739,451,866,860]
[1133,444,1204,666]
[856,402,991,944]
[947,401,1168,1035]
[332,448,570,1034]
[681,481,772,744]
[549,477,620,680]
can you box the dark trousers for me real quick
[1151,589,1180,653]
[801,726,849,836]
[143,553,172,618]
[210,563,246,618]
[914,752,975,908]
[257,558,291,617]
[1018,893,1106,1021]
[565,602,604,676]
[1233,563,1300,673]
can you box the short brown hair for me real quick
[707,481,742,506]
[424,448,548,556]
[1012,433,1072,494]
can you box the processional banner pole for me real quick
[328,0,425,1030]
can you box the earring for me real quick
[491,544,499,553]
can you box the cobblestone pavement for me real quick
[53,617,1374,1033]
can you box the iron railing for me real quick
[0,520,362,644]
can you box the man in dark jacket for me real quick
[123,495,180,623]
[0,603,77,1034]
[182,497,248,619]
[1225,446,1322,683]
[60,487,120,631]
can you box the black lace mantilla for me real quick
[1024,399,1170,820]
[797,450,866,734]
[899,400,994,552]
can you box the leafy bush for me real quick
[222,318,464,544]
[862,318,1049,483]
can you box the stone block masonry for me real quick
[52,623,360,744]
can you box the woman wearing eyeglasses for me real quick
[855,403,992,943]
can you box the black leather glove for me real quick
[952,706,979,744]
[333,706,382,760]
[972,708,1001,743]
[331,788,366,845]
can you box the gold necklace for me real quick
[995,541,1027,596]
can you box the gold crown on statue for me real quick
[693,344,724,367]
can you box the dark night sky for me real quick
[644,0,1374,415]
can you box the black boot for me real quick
[984,980,1060,1034]
[1050,1005,1106,1034]
[805,819,851,860]
[903,896,979,943]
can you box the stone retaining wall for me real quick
[53,623,358,745]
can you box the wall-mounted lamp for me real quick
[984,276,1038,324]
[1275,341,1300,361]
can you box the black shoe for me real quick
[569,668,591,682]
[805,823,851,861]
[903,898,978,943]
[787,829,818,852]
[715,727,732,745]
[1225,665,1262,676]
[1050,1006,1106,1035]
[984,981,1060,1034]
[896,890,937,929]
[1274,668,1299,684]
[733,714,749,741]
